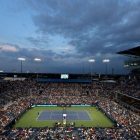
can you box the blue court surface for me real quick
[37,110,92,121]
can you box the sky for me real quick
[0,0,140,75]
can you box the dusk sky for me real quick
[0,0,140,74]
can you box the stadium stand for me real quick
[0,77,140,139]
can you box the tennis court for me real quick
[37,110,92,121]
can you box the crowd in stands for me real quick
[0,80,36,109]
[0,126,78,139]
[0,78,140,139]
[0,126,139,139]
[115,79,140,99]
[90,78,140,99]
[99,99,140,127]
[0,98,30,128]
[78,126,140,139]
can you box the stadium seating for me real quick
[0,79,140,139]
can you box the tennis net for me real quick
[63,107,66,114]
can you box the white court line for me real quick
[86,110,92,121]
[66,114,77,115]
[36,110,43,121]
[49,111,53,119]
[51,114,63,115]
[76,111,79,119]
[37,118,92,121]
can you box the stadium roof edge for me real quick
[117,46,140,57]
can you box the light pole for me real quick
[34,58,41,79]
[18,58,25,81]
[103,59,109,76]
[88,59,95,80]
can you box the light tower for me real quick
[18,58,25,81]
[88,59,95,80]
[103,59,110,76]
[34,58,41,79]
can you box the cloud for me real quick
[0,45,18,52]
[0,41,128,74]
[26,36,49,47]
[56,45,74,50]
[29,0,140,57]
[1,0,140,74]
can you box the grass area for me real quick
[13,107,114,128]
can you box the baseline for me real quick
[86,110,92,121]
[36,110,43,121]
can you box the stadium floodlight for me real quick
[34,58,41,79]
[88,59,95,80]
[103,59,109,62]
[18,58,25,81]
[34,58,41,61]
[88,59,95,62]
[103,59,110,76]
[18,58,25,61]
